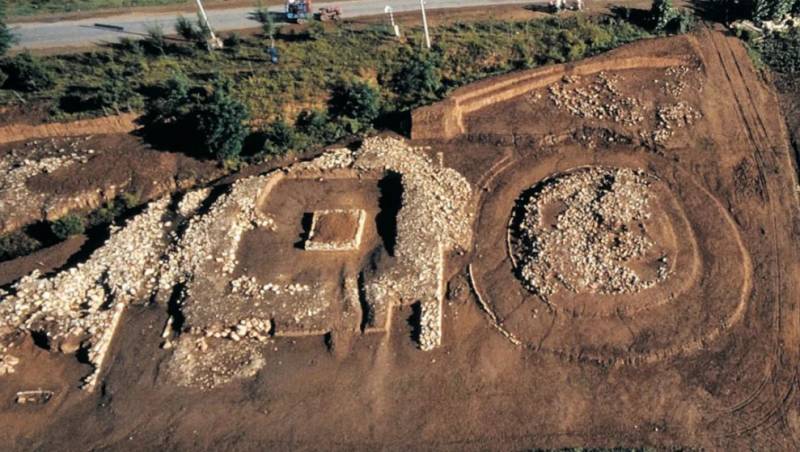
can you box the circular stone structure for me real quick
[470,149,752,364]
[509,167,671,299]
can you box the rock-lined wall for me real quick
[411,39,692,140]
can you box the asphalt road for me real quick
[10,0,546,50]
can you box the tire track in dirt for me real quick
[704,26,799,443]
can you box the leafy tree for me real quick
[752,0,798,21]
[392,52,443,108]
[140,75,249,160]
[1,52,55,92]
[650,0,678,30]
[50,215,85,240]
[191,77,250,160]
[139,74,192,138]
[0,0,14,57]
[328,79,381,132]
[649,0,694,34]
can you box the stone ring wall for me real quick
[470,148,752,365]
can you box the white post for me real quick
[420,0,431,49]
[385,6,401,37]
[195,0,218,41]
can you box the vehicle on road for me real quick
[285,0,312,23]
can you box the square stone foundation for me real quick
[305,209,366,251]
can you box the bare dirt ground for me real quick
[0,26,798,451]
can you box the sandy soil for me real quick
[0,27,798,451]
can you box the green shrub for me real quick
[141,75,249,160]
[191,77,250,160]
[0,231,41,261]
[94,65,142,113]
[142,24,167,55]
[223,32,242,49]
[328,79,381,132]
[88,203,119,227]
[650,0,676,30]
[757,29,800,74]
[86,193,139,227]
[296,109,346,143]
[307,21,325,40]
[253,1,271,23]
[118,192,140,209]
[175,15,202,41]
[649,0,694,34]
[50,215,85,240]
[115,37,142,54]
[1,52,55,92]
[392,51,443,108]
[262,119,304,157]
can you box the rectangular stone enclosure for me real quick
[305,209,366,251]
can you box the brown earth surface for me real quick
[0,132,221,237]
[1,27,799,450]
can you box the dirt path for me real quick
[702,26,799,446]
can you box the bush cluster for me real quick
[0,14,656,160]
[0,231,40,262]
[649,0,696,34]
[50,215,85,240]
[139,75,250,161]
[0,52,55,92]
[757,28,800,74]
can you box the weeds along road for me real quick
[11,0,547,50]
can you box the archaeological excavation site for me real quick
[0,27,799,450]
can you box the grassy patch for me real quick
[0,15,651,159]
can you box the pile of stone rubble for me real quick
[548,73,645,127]
[660,65,692,97]
[0,136,475,390]
[0,344,18,375]
[0,138,95,234]
[162,136,474,386]
[650,101,703,144]
[512,167,668,298]
[0,197,172,389]
[353,137,473,350]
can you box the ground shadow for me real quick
[376,172,403,256]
